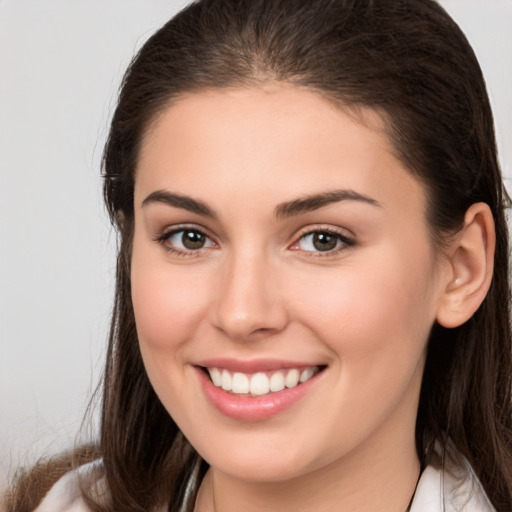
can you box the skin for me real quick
[130,85,484,512]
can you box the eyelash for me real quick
[290,228,356,257]
[153,226,356,257]
[153,226,216,257]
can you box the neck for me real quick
[195,426,420,512]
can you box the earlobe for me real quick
[436,203,495,329]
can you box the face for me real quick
[131,86,447,483]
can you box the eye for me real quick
[157,228,216,253]
[292,230,355,254]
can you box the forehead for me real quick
[139,85,391,170]
[135,85,426,221]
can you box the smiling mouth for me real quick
[202,365,326,397]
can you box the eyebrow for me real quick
[141,188,380,219]
[274,189,381,218]
[142,190,217,218]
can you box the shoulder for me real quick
[411,448,495,512]
[33,460,104,512]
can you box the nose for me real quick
[211,250,289,341]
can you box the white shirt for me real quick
[410,460,495,511]
[35,456,495,512]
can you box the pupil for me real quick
[313,232,337,251]
[182,231,205,249]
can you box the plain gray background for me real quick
[1,0,511,490]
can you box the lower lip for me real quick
[196,367,324,421]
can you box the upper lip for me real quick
[196,358,325,373]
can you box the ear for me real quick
[436,202,495,329]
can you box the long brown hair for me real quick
[7,1,512,511]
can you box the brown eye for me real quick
[161,228,216,253]
[295,230,355,254]
[312,232,338,251]
[182,230,206,249]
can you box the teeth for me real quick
[207,366,320,396]
[300,367,314,383]
[250,373,270,395]
[269,371,285,392]
[209,368,222,386]
[221,370,232,391]
[232,372,249,394]
[285,369,299,388]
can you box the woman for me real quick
[6,0,512,511]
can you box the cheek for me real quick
[130,241,216,424]
[130,240,214,368]
[289,247,437,379]
[278,254,436,459]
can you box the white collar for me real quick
[410,453,495,512]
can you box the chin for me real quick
[213,457,310,483]
[194,435,324,483]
